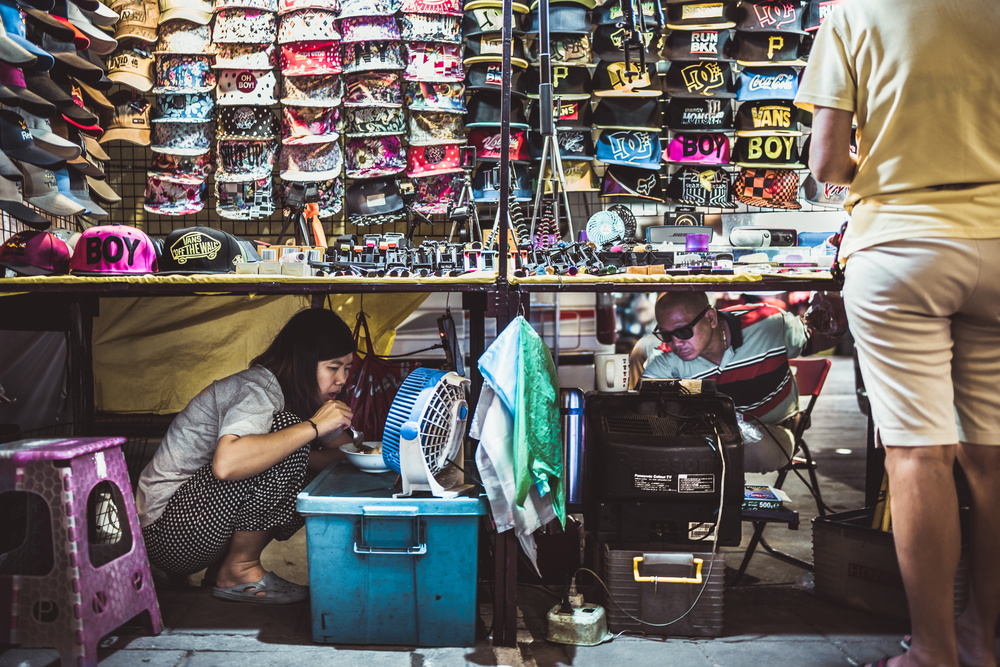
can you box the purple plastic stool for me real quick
[0,437,162,666]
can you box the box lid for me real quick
[297,460,485,516]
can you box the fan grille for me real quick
[382,368,466,475]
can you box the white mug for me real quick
[595,353,630,393]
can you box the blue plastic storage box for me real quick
[297,461,485,646]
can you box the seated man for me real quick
[631,292,845,472]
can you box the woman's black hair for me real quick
[251,308,355,417]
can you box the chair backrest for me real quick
[789,358,832,436]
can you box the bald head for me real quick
[654,292,711,321]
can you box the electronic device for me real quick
[437,309,465,378]
[665,208,705,227]
[582,381,744,547]
[729,227,798,248]
[646,225,715,245]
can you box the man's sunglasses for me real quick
[653,305,711,342]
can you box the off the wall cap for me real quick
[107,47,154,90]
[216,176,275,220]
[406,80,465,112]
[730,31,807,67]
[737,65,799,101]
[592,97,660,131]
[804,0,843,32]
[465,90,528,128]
[143,171,206,215]
[736,167,800,209]
[100,92,150,145]
[735,100,800,136]
[112,0,159,43]
[592,60,661,97]
[596,129,661,169]
[666,165,735,208]
[0,177,52,229]
[660,29,731,61]
[737,0,805,33]
[343,135,405,179]
[664,60,736,98]
[664,131,730,164]
[69,223,160,272]
[601,164,664,201]
[344,71,403,107]
[525,65,591,100]
[281,73,343,106]
[159,225,245,272]
[732,134,803,168]
[666,97,732,130]
[0,230,72,274]
[666,1,738,30]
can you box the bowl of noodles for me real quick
[339,441,389,474]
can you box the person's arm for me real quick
[212,399,353,481]
[799,292,849,356]
[808,106,857,185]
[307,428,353,472]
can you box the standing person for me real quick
[137,308,357,604]
[796,2,1000,666]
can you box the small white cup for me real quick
[595,353,630,393]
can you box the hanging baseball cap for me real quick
[151,121,213,155]
[17,160,85,214]
[280,41,342,77]
[465,91,528,128]
[216,176,275,220]
[159,225,245,273]
[592,97,660,131]
[0,178,52,230]
[592,60,661,97]
[69,224,159,272]
[154,21,212,53]
[462,7,523,36]
[214,43,277,70]
[22,111,81,158]
[403,41,464,82]
[278,8,340,42]
[463,33,528,69]
[107,47,154,91]
[735,100,801,136]
[153,54,216,93]
[61,1,118,54]
[0,147,20,179]
[111,0,159,42]
[406,80,465,112]
[530,98,594,131]
[401,14,461,44]
[0,17,39,67]
[143,172,206,215]
[279,140,344,181]
[343,40,404,74]
[660,29,731,61]
[407,109,464,145]
[1,65,57,117]
[343,71,402,107]
[345,176,404,224]
[338,0,400,18]
[528,129,594,162]
[666,165,736,208]
[737,0,805,33]
[405,143,461,177]
[601,164,664,201]
[0,109,66,167]
[217,69,277,105]
[212,9,277,44]
[468,127,528,162]
[466,63,525,100]
[62,165,106,218]
[663,60,736,98]
[0,230,72,274]
[82,133,109,160]
[283,105,342,143]
[666,97,733,131]
[732,134,804,168]
[665,132,731,165]
[666,1,738,30]
[541,160,600,193]
[591,24,657,64]
[152,91,214,122]
[524,4,590,34]
[471,161,531,202]
[800,172,848,209]
[343,135,405,179]
[87,174,121,203]
[736,65,799,101]
[524,65,592,100]
[218,105,278,139]
[735,167,801,209]
[100,91,151,144]
[216,139,276,180]
[730,32,807,67]
[158,0,211,23]
[804,0,843,32]
[596,129,662,169]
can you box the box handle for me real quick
[353,514,427,556]
[633,554,703,584]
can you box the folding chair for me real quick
[731,357,833,585]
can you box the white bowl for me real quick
[339,442,390,474]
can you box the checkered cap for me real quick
[735,167,801,209]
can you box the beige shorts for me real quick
[844,237,1000,447]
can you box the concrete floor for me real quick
[4,356,993,666]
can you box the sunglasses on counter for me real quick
[653,305,711,342]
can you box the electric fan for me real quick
[586,210,627,247]
[381,367,470,498]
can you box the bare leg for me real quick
[879,444,960,667]
[213,530,273,592]
[955,443,1000,667]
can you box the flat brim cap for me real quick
[465,62,526,97]
[280,140,345,181]
[462,7,523,36]
[0,108,66,167]
[525,4,591,34]
[601,164,665,201]
[0,180,53,230]
[142,173,206,216]
[596,129,662,169]
[663,60,736,98]
[402,0,462,15]
[666,1,738,30]
[463,0,529,15]
[158,225,245,273]
[800,172,848,208]
[403,41,464,83]
[342,105,405,138]
[471,161,531,201]
[87,173,121,202]
[737,0,805,33]
[666,165,736,208]
[732,134,804,168]
[214,177,276,221]
[406,109,464,145]
[528,129,593,161]
[592,60,662,97]
[464,90,528,128]
[405,143,462,177]
[593,0,659,26]
[530,98,593,131]
[281,73,343,107]
[343,71,403,107]
[342,41,403,75]
[542,160,600,193]
[279,9,344,43]
[660,28,732,61]
[735,166,801,209]
[804,0,843,32]
[593,97,662,131]
[345,176,404,216]
[337,0,401,18]
[339,15,398,43]
[342,136,406,179]
[666,97,733,130]
[525,64,592,100]
[405,80,465,113]
[0,231,74,275]
[218,105,277,139]
[664,131,731,164]
[735,99,801,136]
[527,33,593,66]
[468,126,528,162]
[592,24,659,63]
[736,65,799,101]
[463,34,528,69]
[400,13,461,44]
[730,31,807,67]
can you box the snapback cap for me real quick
[524,4,590,34]
[601,164,664,201]
[592,23,658,63]
[542,160,599,193]
[666,97,733,131]
[737,0,805,32]
[737,65,799,101]
[530,98,593,131]
[735,167,801,209]
[407,110,464,145]
[804,0,843,32]
[524,64,591,100]
[471,161,531,202]
[465,91,528,128]
[217,69,277,106]
[735,100,801,136]
[405,143,461,177]
[342,105,404,138]
[282,105,342,144]
[343,71,403,107]
[404,41,464,83]
[279,140,344,181]
[345,176,404,218]
[70,224,160,272]
[143,171,206,215]
[406,80,465,112]
[596,129,661,169]
[592,97,661,131]
[466,62,525,97]
[666,165,736,208]
[281,73,343,106]
[732,134,804,168]
[660,28,731,61]
[0,177,52,229]
[664,132,731,164]
[468,127,528,162]
[592,60,661,97]
[218,105,278,139]
[730,31,807,66]
[343,135,405,179]
[800,172,848,208]
[663,60,736,98]
[528,128,593,162]
[666,1,738,30]
[159,225,245,273]
[0,230,71,274]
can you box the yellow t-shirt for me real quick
[795,0,1000,257]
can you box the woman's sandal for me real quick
[211,572,309,604]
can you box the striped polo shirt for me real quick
[643,303,809,423]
